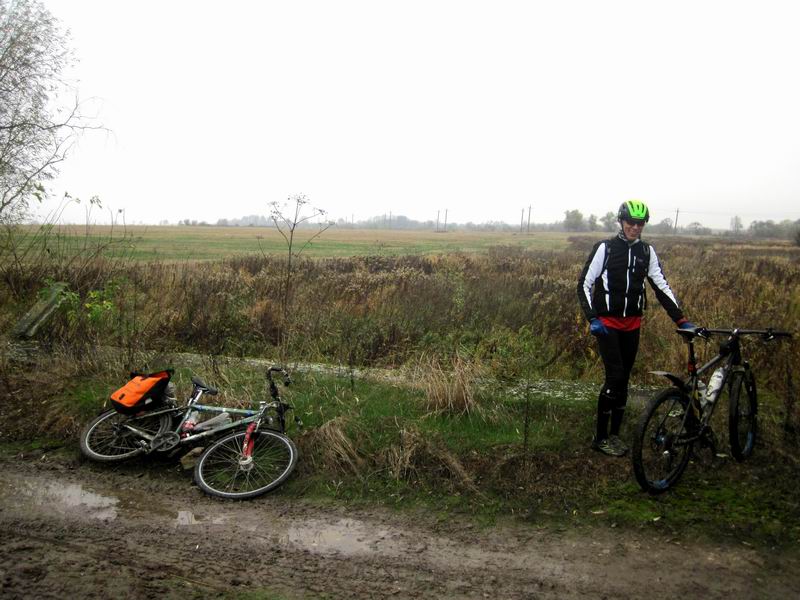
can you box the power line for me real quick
[657,207,800,218]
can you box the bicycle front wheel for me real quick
[632,388,695,494]
[80,409,171,462]
[729,370,758,461]
[194,430,298,500]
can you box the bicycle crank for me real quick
[151,432,181,452]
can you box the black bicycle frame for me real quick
[652,327,789,443]
[687,334,741,428]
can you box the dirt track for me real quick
[0,450,798,599]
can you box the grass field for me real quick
[5,352,798,545]
[16,225,580,260]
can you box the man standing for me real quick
[577,200,694,456]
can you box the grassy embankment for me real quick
[10,354,797,547]
[1,226,799,545]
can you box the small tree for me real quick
[685,221,711,236]
[268,194,333,357]
[749,220,781,238]
[648,217,674,234]
[563,209,585,231]
[599,211,617,232]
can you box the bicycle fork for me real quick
[241,422,257,461]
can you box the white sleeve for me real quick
[647,247,679,306]
[580,243,606,311]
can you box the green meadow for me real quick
[12,225,577,261]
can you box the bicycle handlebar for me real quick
[677,326,792,341]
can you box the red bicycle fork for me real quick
[242,422,257,457]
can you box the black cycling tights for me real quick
[595,327,641,441]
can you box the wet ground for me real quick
[1,451,798,599]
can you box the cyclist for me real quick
[577,200,695,456]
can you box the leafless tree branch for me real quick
[0,0,104,223]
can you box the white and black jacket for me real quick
[577,234,685,323]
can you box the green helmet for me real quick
[618,200,650,223]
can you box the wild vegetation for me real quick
[3,230,797,388]
[3,348,799,545]
[1,227,799,543]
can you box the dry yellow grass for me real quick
[417,353,483,416]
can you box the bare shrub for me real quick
[0,342,145,440]
[379,425,478,493]
[1,198,133,301]
[416,353,482,416]
[298,416,365,477]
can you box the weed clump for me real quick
[299,416,366,477]
[417,354,482,416]
[379,425,478,494]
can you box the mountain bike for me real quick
[631,327,791,494]
[80,366,301,499]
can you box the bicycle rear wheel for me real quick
[729,370,758,461]
[194,429,298,499]
[632,388,695,494]
[80,409,171,462]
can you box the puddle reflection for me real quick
[175,510,198,526]
[173,509,231,527]
[1,476,118,521]
[282,518,392,556]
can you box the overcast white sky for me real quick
[41,0,800,229]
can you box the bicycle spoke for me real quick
[633,389,694,493]
[81,410,170,462]
[195,430,297,499]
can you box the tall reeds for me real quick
[3,236,798,408]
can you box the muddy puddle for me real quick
[0,472,119,521]
[2,461,798,600]
[281,517,395,556]
[172,509,401,557]
[0,469,525,569]
[0,470,401,558]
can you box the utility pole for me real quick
[674,208,680,233]
[389,211,392,229]
[443,209,448,232]
[527,205,532,233]
[520,208,525,233]
[436,210,440,233]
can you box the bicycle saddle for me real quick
[191,376,219,395]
